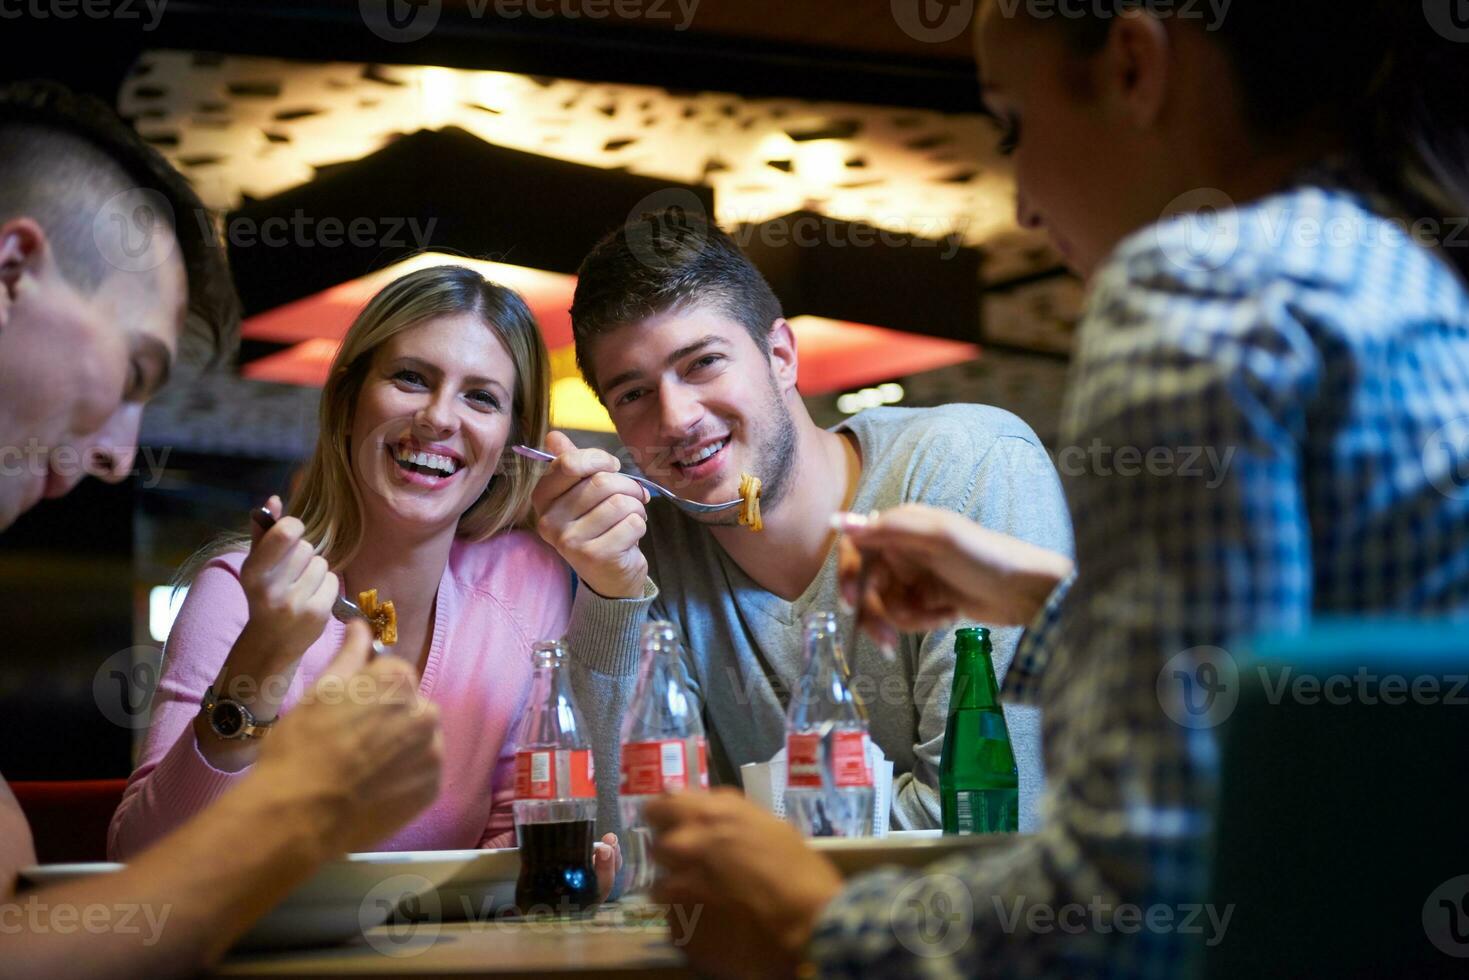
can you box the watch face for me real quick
[213,702,246,738]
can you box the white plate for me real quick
[810,831,1025,877]
[19,850,478,950]
[419,847,520,922]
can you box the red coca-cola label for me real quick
[515,749,596,800]
[621,739,688,794]
[578,750,596,797]
[621,738,709,794]
[832,731,872,788]
[786,732,822,789]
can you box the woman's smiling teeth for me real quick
[392,444,461,478]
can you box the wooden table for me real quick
[212,908,693,979]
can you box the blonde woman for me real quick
[111,265,617,889]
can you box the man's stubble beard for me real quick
[698,369,798,529]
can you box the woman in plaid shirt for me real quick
[643,1,1469,977]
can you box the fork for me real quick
[511,445,744,514]
[250,507,389,656]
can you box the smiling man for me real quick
[532,209,1073,844]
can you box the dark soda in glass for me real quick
[514,818,598,916]
[512,640,601,917]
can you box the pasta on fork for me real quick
[738,473,763,532]
[357,588,398,645]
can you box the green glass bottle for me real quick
[940,627,1019,835]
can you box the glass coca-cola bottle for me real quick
[512,639,599,917]
[619,620,708,901]
[784,610,874,837]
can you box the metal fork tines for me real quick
[512,445,744,514]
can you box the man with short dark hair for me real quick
[533,209,1073,843]
[0,81,238,529]
[0,82,443,979]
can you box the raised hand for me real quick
[531,430,652,599]
[835,505,1073,643]
[237,495,338,668]
[255,620,442,854]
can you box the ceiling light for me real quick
[418,66,459,128]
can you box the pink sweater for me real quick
[109,531,572,859]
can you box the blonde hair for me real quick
[179,264,549,581]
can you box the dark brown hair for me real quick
[0,80,241,367]
[1035,0,1469,280]
[569,208,783,396]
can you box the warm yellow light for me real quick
[547,346,613,433]
[757,131,796,159]
[551,377,615,433]
[470,72,519,114]
[418,67,459,128]
[795,139,847,186]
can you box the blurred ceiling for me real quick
[120,46,1059,434]
[122,52,1051,281]
[4,0,983,111]
[356,0,979,61]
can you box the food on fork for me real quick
[357,588,398,645]
[738,473,763,533]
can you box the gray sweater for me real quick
[565,405,1074,837]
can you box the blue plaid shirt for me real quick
[811,184,1469,978]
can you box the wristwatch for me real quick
[201,685,277,740]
